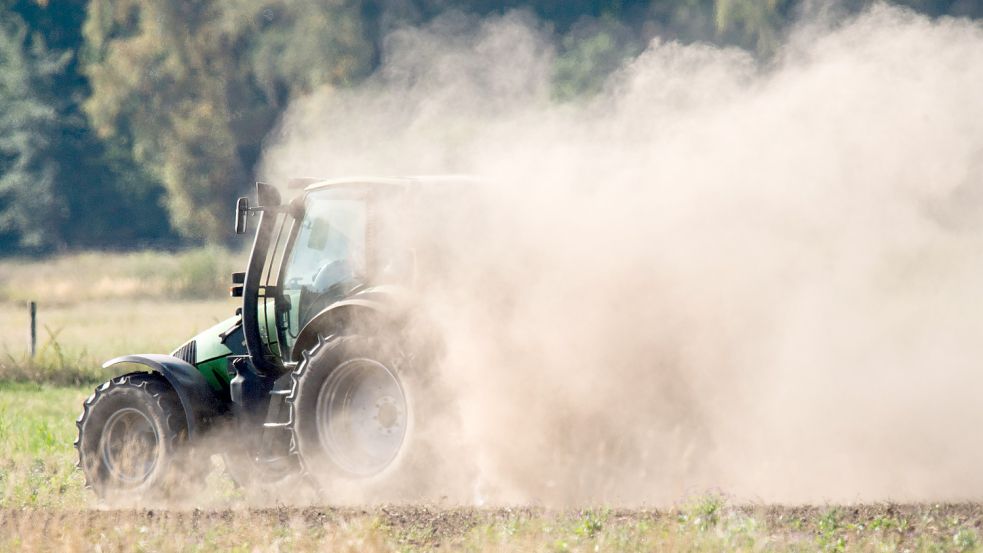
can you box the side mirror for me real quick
[235,197,249,234]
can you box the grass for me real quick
[0,247,246,305]
[0,382,89,508]
[0,298,235,384]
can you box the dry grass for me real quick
[0,250,241,384]
[0,299,234,384]
[0,248,246,305]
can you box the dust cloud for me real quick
[260,5,983,505]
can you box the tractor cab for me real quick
[235,178,415,372]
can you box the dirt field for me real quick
[4,503,983,551]
[0,381,979,551]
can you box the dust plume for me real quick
[260,5,983,505]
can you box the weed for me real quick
[574,509,605,539]
[691,494,725,531]
[723,511,758,549]
[817,508,846,552]
[34,420,56,450]
[818,508,841,534]
[954,528,978,552]
[780,514,806,531]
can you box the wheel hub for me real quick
[315,358,408,476]
[376,397,399,429]
[99,408,159,485]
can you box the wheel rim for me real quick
[100,408,160,485]
[315,358,407,476]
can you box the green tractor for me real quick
[75,176,470,499]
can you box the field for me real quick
[4,383,983,552]
[2,253,983,551]
[0,249,241,385]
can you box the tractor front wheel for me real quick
[75,373,188,500]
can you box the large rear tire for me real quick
[75,372,188,500]
[287,334,438,500]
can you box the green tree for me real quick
[0,10,75,250]
[714,0,789,55]
[82,0,373,243]
[74,0,848,246]
[0,1,174,253]
[553,16,643,101]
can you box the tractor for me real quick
[75,176,474,498]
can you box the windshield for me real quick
[283,190,366,295]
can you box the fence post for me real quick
[29,301,37,358]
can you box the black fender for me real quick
[291,298,393,361]
[102,354,225,440]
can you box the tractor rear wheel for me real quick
[75,372,188,500]
[287,334,438,499]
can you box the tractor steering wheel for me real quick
[311,258,354,293]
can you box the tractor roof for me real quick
[291,175,488,192]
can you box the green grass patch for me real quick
[0,382,89,508]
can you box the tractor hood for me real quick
[170,314,244,392]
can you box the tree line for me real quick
[0,0,977,253]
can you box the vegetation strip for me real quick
[2,504,983,551]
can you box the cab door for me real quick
[276,188,369,359]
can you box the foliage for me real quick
[0,0,174,252]
[0,11,66,250]
[81,0,374,243]
[0,0,978,252]
[553,16,643,101]
[715,0,791,55]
